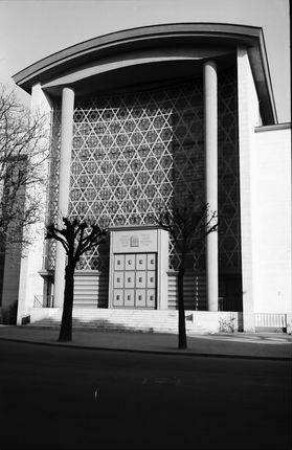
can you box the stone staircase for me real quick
[20,307,291,334]
[26,308,200,334]
[23,307,246,334]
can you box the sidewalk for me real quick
[0,325,291,360]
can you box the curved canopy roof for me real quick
[13,23,277,123]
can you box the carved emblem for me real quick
[130,235,139,247]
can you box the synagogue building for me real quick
[2,23,291,333]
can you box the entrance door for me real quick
[112,253,156,309]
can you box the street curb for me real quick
[0,336,291,361]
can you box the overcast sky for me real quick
[0,0,290,122]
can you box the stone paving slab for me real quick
[0,325,291,360]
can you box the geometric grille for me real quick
[70,80,205,270]
[45,68,241,281]
[218,67,242,272]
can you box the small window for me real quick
[150,277,154,282]
[139,260,143,264]
[139,295,142,301]
[150,296,153,301]
[139,277,142,282]
[128,260,132,265]
[127,295,131,301]
[150,259,154,264]
[117,278,120,283]
[116,295,120,300]
[128,277,131,283]
[117,260,121,265]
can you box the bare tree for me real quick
[157,201,217,349]
[0,84,48,250]
[46,218,108,342]
[0,84,48,318]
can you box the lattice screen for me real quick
[218,67,242,272]
[69,81,205,270]
[45,70,241,276]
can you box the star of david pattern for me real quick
[218,67,242,272]
[45,70,241,277]
[69,81,205,270]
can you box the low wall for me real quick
[17,308,291,334]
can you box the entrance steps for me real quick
[28,308,181,333]
[22,307,247,334]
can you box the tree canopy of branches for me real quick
[157,200,217,349]
[0,84,48,253]
[0,83,48,309]
[46,217,108,342]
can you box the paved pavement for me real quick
[0,324,291,359]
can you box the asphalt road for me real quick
[0,340,291,449]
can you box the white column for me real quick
[237,48,257,331]
[17,83,51,323]
[204,61,219,311]
[54,87,75,308]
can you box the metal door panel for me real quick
[146,289,156,308]
[136,254,146,270]
[125,254,135,270]
[124,289,135,307]
[136,289,146,307]
[147,271,156,288]
[125,271,135,288]
[147,253,156,270]
[136,271,146,288]
[113,289,124,307]
[114,254,124,271]
[114,272,124,288]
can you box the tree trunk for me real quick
[58,264,75,342]
[177,262,187,349]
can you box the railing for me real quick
[254,313,287,329]
[33,295,54,308]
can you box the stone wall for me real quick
[253,125,291,314]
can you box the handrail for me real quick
[33,295,54,308]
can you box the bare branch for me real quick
[156,199,218,265]
[46,223,69,254]
[45,217,108,269]
[0,82,49,252]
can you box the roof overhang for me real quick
[13,23,277,124]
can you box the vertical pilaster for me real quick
[54,87,75,308]
[204,61,219,311]
[237,48,257,331]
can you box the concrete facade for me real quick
[15,84,51,322]
[237,47,262,331]
[54,88,75,308]
[253,126,291,314]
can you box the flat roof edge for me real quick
[255,122,291,132]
